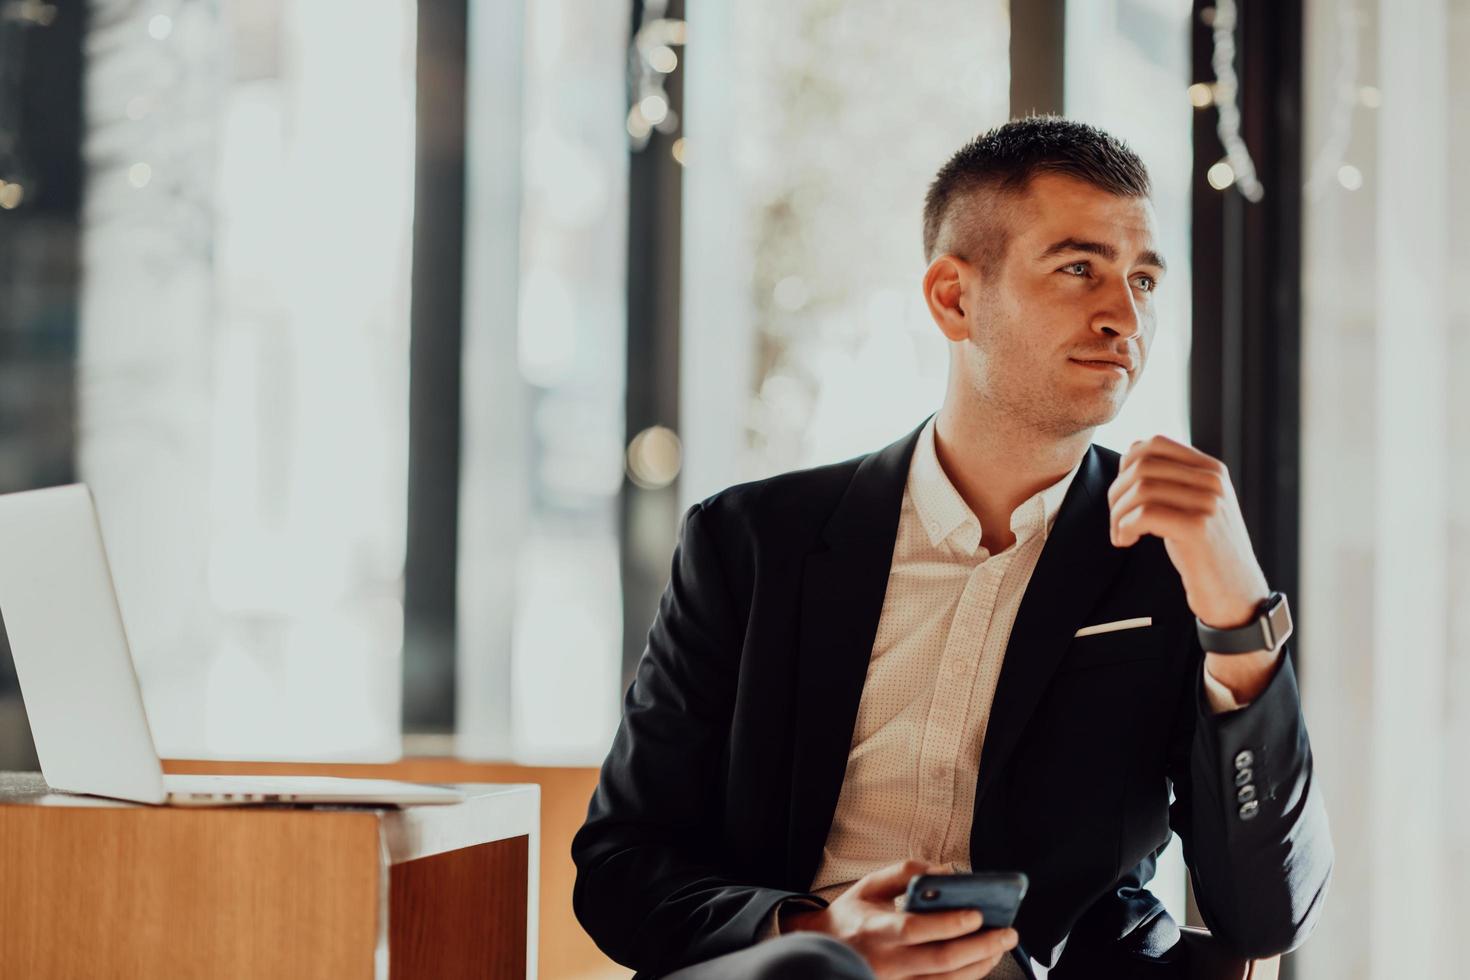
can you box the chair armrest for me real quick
[1177,926,1281,980]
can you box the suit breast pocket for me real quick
[1057,624,1162,674]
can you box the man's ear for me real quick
[922,254,974,342]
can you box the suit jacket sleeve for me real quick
[571,501,823,975]
[1167,618,1334,958]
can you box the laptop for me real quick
[0,483,463,807]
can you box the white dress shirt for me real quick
[809,417,1079,907]
[766,417,1248,977]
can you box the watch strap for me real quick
[1196,592,1293,654]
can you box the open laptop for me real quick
[0,483,463,807]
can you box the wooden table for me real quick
[0,772,539,979]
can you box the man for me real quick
[572,117,1332,979]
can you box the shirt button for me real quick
[1239,800,1260,820]
[1234,750,1255,770]
[1236,785,1257,804]
[1234,768,1252,788]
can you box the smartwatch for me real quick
[1196,591,1293,654]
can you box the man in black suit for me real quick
[572,117,1331,979]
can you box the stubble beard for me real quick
[970,356,1125,442]
[963,300,1132,441]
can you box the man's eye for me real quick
[1061,262,1089,276]
[1133,275,1157,292]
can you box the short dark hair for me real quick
[922,116,1151,268]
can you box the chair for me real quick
[1178,926,1280,980]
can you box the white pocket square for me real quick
[1073,617,1153,638]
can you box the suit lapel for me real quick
[787,419,927,887]
[971,445,1127,812]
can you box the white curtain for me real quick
[1297,0,1467,976]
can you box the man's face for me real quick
[954,172,1165,437]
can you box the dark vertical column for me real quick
[1189,0,1304,620]
[620,0,685,685]
[0,3,86,769]
[1241,0,1304,629]
[0,0,83,488]
[1010,0,1066,117]
[1189,6,1305,967]
[402,0,470,733]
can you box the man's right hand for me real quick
[782,859,1021,979]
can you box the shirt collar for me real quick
[907,415,1082,557]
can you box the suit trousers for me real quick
[659,934,875,980]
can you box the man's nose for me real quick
[1092,278,1142,339]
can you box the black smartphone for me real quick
[903,872,1029,928]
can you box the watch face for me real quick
[1266,593,1293,648]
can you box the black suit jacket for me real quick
[572,418,1332,977]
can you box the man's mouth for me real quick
[1069,357,1132,375]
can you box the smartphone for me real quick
[903,871,1029,928]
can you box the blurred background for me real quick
[0,0,1465,976]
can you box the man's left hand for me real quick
[1106,435,1269,631]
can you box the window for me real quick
[454,0,630,763]
[1296,0,1466,974]
[681,0,1011,503]
[1,1,417,761]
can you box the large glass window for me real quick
[0,0,632,768]
[455,0,629,763]
[1297,0,1466,975]
[681,0,1011,504]
[52,0,414,761]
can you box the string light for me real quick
[1206,160,1236,191]
[1187,83,1215,108]
[626,426,682,489]
[128,162,153,188]
[1337,164,1363,190]
[626,2,685,151]
[147,13,173,40]
[0,181,24,210]
[626,105,652,141]
[671,137,686,166]
[639,94,669,126]
[647,45,678,74]
[1205,0,1264,202]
